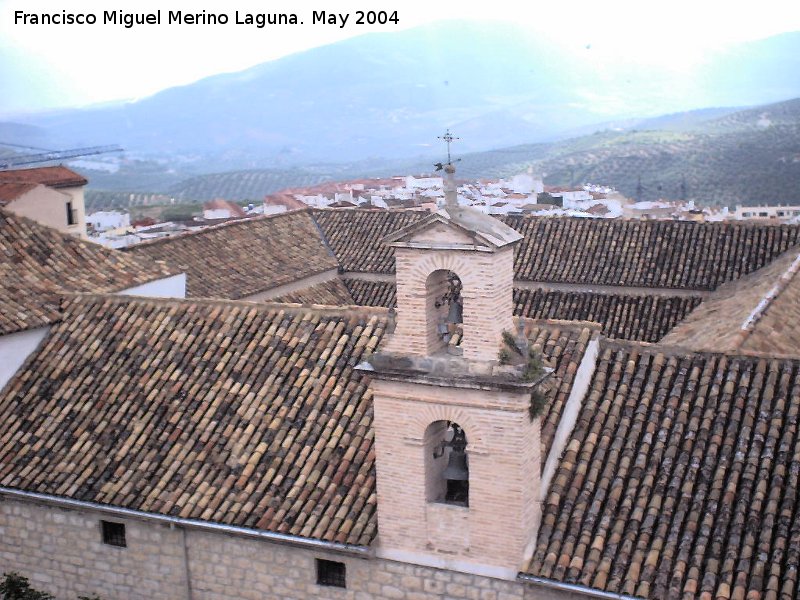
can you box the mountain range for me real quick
[74,96,800,211]
[2,22,800,170]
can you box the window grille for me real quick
[101,520,126,547]
[316,559,346,588]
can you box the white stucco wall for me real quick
[87,211,130,231]
[203,208,234,220]
[119,274,187,299]
[0,327,49,392]
[4,184,87,238]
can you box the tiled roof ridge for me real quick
[0,208,182,284]
[126,207,314,250]
[0,166,88,187]
[519,317,604,334]
[0,177,44,184]
[61,292,391,319]
[312,207,430,214]
[307,211,341,264]
[0,182,51,204]
[599,334,800,363]
[738,250,800,334]
[3,208,181,280]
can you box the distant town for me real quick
[75,170,800,248]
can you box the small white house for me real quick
[87,210,131,232]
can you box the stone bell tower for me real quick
[363,149,550,580]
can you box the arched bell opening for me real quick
[424,420,469,507]
[425,269,463,353]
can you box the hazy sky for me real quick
[1,0,799,115]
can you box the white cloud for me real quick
[0,0,798,113]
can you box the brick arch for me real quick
[409,254,474,287]
[409,404,488,454]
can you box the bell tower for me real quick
[363,144,550,580]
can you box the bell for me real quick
[442,449,469,481]
[446,300,463,324]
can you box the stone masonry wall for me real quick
[0,499,188,600]
[0,498,584,600]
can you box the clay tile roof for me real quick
[311,209,428,273]
[662,247,800,357]
[127,210,338,299]
[503,216,800,290]
[0,295,595,545]
[0,209,177,335]
[0,166,88,188]
[344,279,397,308]
[524,320,597,460]
[271,277,355,305]
[0,295,388,546]
[339,279,700,344]
[529,343,800,600]
[203,199,247,217]
[263,193,307,211]
[0,182,38,205]
[514,289,702,343]
[313,210,800,291]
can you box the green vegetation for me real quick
[498,330,545,382]
[0,572,103,600]
[0,573,53,600]
[498,330,549,420]
[81,98,800,211]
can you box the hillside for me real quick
[5,23,800,171]
[80,97,800,208]
[532,98,800,204]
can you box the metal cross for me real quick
[438,129,459,165]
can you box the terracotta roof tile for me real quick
[0,296,592,543]
[0,295,387,546]
[0,182,38,204]
[312,210,800,290]
[514,289,701,343]
[344,279,397,308]
[272,277,354,305]
[524,320,596,460]
[663,248,800,357]
[505,217,800,290]
[127,210,338,299]
[0,209,177,335]
[311,209,428,273]
[529,343,800,599]
[338,279,699,343]
[203,199,247,217]
[0,166,88,188]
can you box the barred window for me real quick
[101,520,126,547]
[316,559,346,588]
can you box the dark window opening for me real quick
[101,520,126,547]
[428,270,463,351]
[442,423,469,507]
[426,421,470,507]
[66,201,77,226]
[445,479,469,505]
[316,559,346,588]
